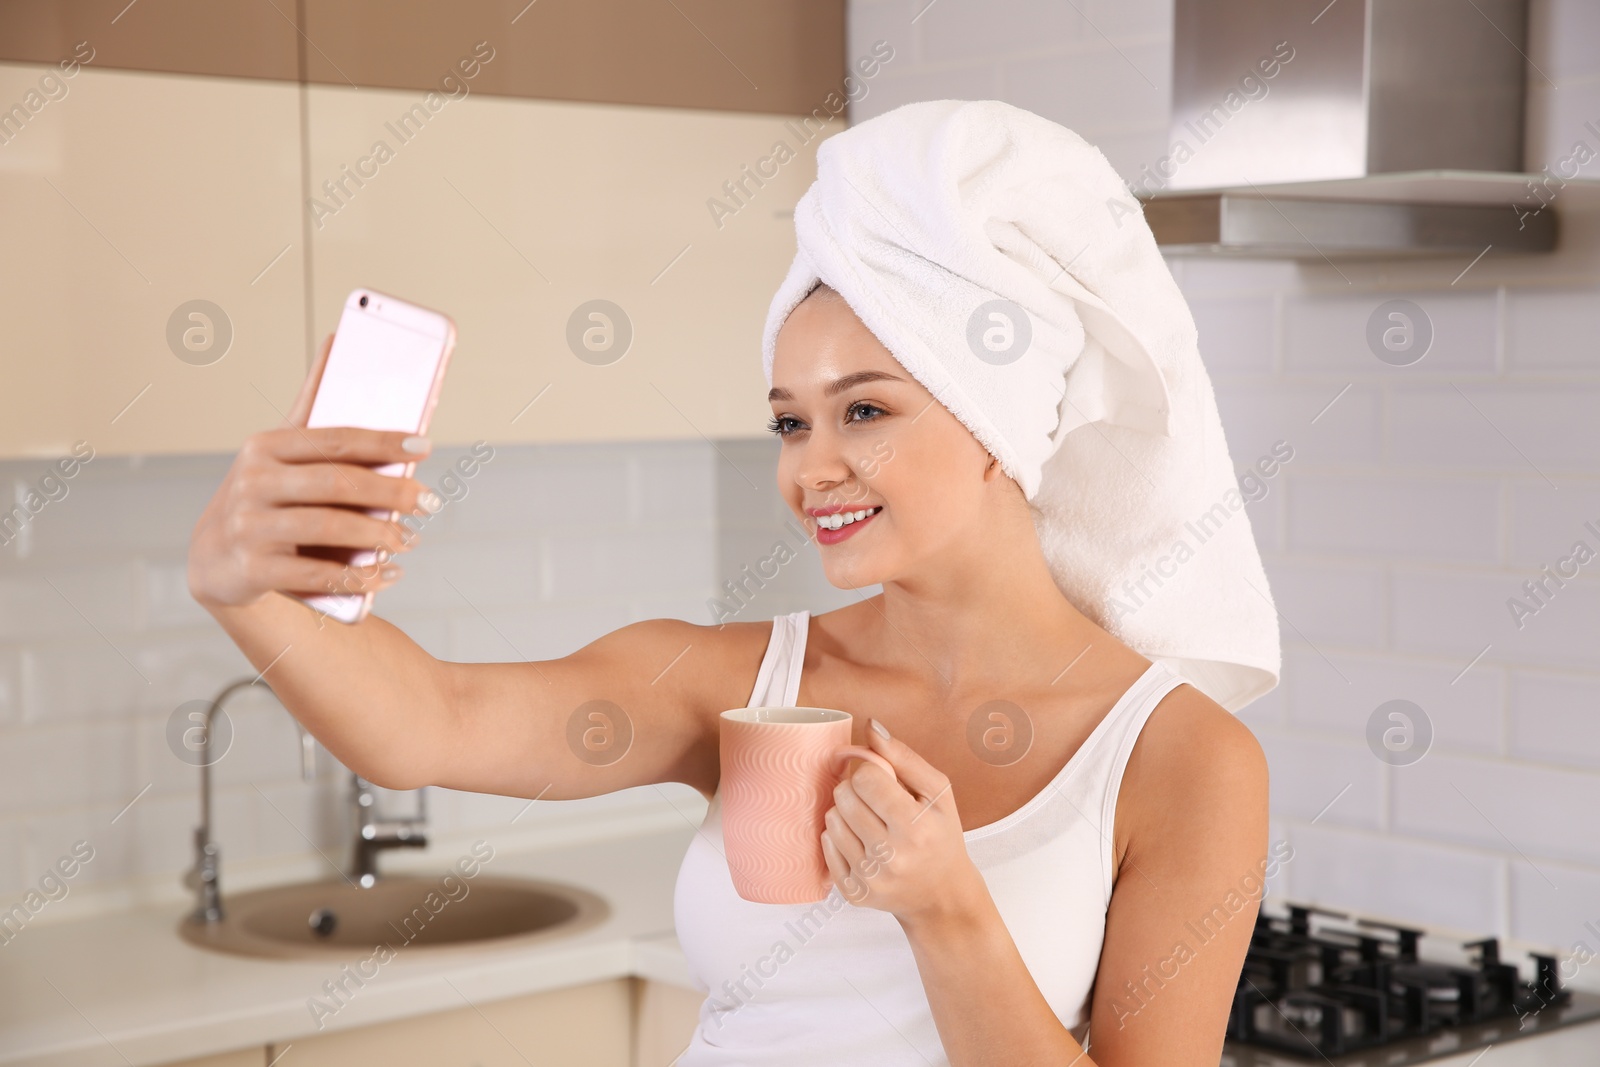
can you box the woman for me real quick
[188,101,1276,1065]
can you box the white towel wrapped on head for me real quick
[761,98,1280,712]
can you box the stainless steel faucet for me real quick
[350,775,428,888]
[185,676,317,923]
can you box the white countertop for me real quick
[1426,1025,1600,1065]
[5,816,1595,1067]
[0,822,703,1067]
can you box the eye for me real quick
[767,400,885,439]
[845,401,884,424]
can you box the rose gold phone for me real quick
[291,288,456,624]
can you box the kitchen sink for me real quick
[178,874,610,959]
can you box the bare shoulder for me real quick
[1114,679,1268,869]
[1131,681,1268,790]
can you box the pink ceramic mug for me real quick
[720,706,896,905]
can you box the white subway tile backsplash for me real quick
[1213,383,1384,468]
[1509,669,1600,772]
[142,557,212,629]
[1392,566,1600,673]
[1508,857,1600,957]
[249,777,350,862]
[635,442,717,523]
[1391,752,1600,867]
[385,537,544,614]
[444,600,637,664]
[1189,296,1277,376]
[1286,476,1500,564]
[21,637,159,725]
[441,786,540,830]
[1285,822,1504,935]
[1506,477,1600,569]
[17,458,222,564]
[24,803,141,891]
[1284,646,1503,756]
[1260,559,1387,649]
[132,790,218,882]
[201,693,329,794]
[543,528,712,601]
[0,721,140,812]
[0,436,722,915]
[417,443,633,540]
[122,628,257,724]
[0,562,144,643]
[1505,286,1600,372]
[1284,291,1498,376]
[1256,731,1384,829]
[1387,384,1600,472]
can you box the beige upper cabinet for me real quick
[305,86,830,449]
[0,62,307,459]
[0,0,847,459]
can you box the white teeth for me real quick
[818,506,881,530]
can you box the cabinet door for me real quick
[270,977,633,1066]
[630,978,704,1067]
[0,63,306,459]
[305,86,833,449]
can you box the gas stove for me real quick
[1221,904,1600,1066]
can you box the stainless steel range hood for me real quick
[1141,0,1586,259]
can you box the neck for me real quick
[861,516,1105,695]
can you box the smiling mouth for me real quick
[814,505,882,531]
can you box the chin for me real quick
[820,556,891,591]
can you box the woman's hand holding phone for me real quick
[186,332,443,612]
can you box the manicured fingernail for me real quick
[402,435,431,454]
[870,718,890,740]
[381,566,400,580]
[416,489,443,514]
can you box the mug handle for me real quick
[831,744,896,784]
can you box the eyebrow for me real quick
[768,370,907,403]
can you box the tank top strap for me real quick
[747,610,811,708]
[1095,660,1192,902]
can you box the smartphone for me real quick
[290,288,456,624]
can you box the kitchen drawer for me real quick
[266,977,633,1066]
[630,977,704,1067]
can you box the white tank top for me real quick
[671,610,1190,1065]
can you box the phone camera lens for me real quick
[358,294,369,308]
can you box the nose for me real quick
[791,428,858,499]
